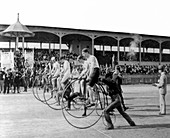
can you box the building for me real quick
[1,24,170,66]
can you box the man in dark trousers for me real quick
[0,67,5,93]
[112,65,129,111]
[4,69,12,94]
[100,72,136,130]
[13,68,22,93]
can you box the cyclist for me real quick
[41,62,51,87]
[77,55,89,97]
[50,57,60,90]
[81,48,100,116]
[55,56,72,105]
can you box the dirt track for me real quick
[0,84,170,138]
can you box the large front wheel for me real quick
[61,79,103,129]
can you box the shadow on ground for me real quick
[118,123,170,130]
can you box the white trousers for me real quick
[159,93,166,114]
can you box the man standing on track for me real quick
[112,65,129,111]
[0,67,5,94]
[153,65,167,115]
[101,72,136,130]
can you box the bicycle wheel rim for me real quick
[32,77,46,103]
[102,112,116,126]
[61,78,103,129]
[61,79,97,118]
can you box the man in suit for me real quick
[13,68,22,93]
[154,65,167,115]
[0,67,5,93]
[101,72,136,130]
[4,69,12,94]
[112,65,129,111]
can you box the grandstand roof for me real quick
[1,24,170,49]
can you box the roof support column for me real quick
[117,37,120,64]
[124,45,125,55]
[79,43,81,55]
[40,42,42,49]
[53,43,55,49]
[55,32,65,58]
[49,42,51,54]
[102,45,105,56]
[143,46,145,59]
[92,37,94,55]
[139,41,141,65]
[159,41,162,64]
[9,40,11,50]
[15,36,19,50]
[88,34,97,55]
[22,37,25,55]
[59,35,62,57]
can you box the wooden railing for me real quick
[122,74,170,85]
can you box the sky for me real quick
[1,0,170,37]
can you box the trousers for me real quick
[159,93,166,114]
[104,94,135,127]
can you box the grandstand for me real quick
[1,24,170,84]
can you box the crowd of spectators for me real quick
[34,49,60,61]
[34,49,78,61]
[100,64,170,76]
[32,49,170,76]
[119,53,160,62]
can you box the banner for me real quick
[24,50,34,68]
[1,51,14,69]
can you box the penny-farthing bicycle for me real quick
[61,78,116,129]
[93,82,116,127]
[32,74,62,110]
[32,74,46,103]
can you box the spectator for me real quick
[0,67,5,93]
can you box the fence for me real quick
[122,74,170,85]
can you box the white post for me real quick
[117,38,120,64]
[59,36,62,57]
[16,36,19,50]
[92,38,94,55]
[22,37,25,55]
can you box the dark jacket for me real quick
[0,71,5,80]
[112,72,123,92]
[13,71,22,84]
[4,72,13,84]
[101,77,121,97]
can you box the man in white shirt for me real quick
[81,48,100,116]
[77,55,89,96]
[59,56,71,88]
[55,56,72,106]
[51,57,60,90]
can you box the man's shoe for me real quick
[159,112,166,115]
[130,121,136,126]
[124,107,129,111]
[105,126,114,130]
[82,113,86,116]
